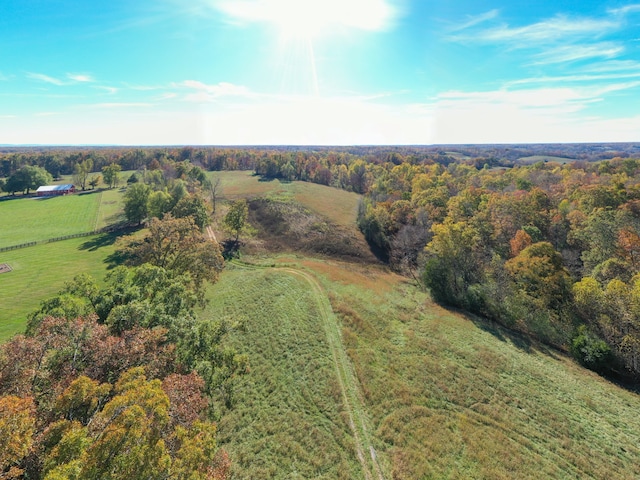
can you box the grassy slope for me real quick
[210,257,640,479]
[202,266,363,479]
[0,192,101,248]
[312,259,640,479]
[211,170,360,228]
[0,233,119,341]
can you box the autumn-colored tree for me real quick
[423,220,484,306]
[618,228,640,271]
[0,395,35,476]
[510,229,533,257]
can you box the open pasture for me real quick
[0,192,101,248]
[0,233,119,341]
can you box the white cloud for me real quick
[423,84,640,143]
[507,71,640,87]
[95,86,119,94]
[448,9,499,32]
[27,72,66,86]
[67,73,94,82]
[608,4,640,16]
[531,43,624,65]
[576,59,640,73]
[456,15,618,45]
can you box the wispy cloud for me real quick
[94,86,119,94]
[452,15,618,45]
[507,72,640,87]
[0,72,9,81]
[448,9,499,32]
[608,4,640,16]
[577,59,640,73]
[27,72,96,86]
[67,73,94,82]
[27,72,66,86]
[531,43,624,65]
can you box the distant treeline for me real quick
[2,143,640,179]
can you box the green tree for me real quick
[172,195,210,230]
[5,165,53,195]
[119,215,224,293]
[101,163,121,189]
[73,159,93,191]
[223,199,248,243]
[124,183,151,225]
[147,190,173,220]
[88,174,101,189]
[423,219,483,307]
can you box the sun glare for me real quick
[223,0,396,39]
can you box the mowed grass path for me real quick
[0,192,101,248]
[0,234,118,341]
[212,255,640,479]
[202,266,364,479]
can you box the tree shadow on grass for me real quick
[79,232,121,252]
[78,226,138,269]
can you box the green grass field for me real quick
[202,265,364,479]
[205,256,640,479]
[0,193,103,248]
[0,233,119,341]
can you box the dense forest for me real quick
[3,144,640,476]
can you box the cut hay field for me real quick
[207,256,640,479]
[0,192,103,248]
[0,233,119,341]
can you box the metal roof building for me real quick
[36,184,76,196]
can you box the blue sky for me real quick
[1,0,639,145]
